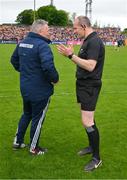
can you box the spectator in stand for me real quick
[0,24,125,44]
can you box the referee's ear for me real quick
[81,24,86,30]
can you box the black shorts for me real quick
[76,80,102,111]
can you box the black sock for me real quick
[85,129,92,148]
[85,120,96,147]
[85,124,100,160]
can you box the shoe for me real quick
[13,142,27,150]
[30,146,48,155]
[77,146,93,156]
[84,157,102,172]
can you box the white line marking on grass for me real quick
[0,91,127,99]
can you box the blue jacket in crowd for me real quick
[11,32,59,101]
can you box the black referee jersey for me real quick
[76,32,105,81]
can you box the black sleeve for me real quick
[87,39,101,61]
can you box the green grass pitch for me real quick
[0,44,127,179]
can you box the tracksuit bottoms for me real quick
[14,97,50,151]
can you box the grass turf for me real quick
[0,44,127,179]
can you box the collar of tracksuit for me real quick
[28,32,51,44]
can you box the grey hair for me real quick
[30,19,48,33]
[77,16,91,27]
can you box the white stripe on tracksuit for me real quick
[30,99,50,151]
[13,128,18,144]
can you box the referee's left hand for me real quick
[56,44,74,57]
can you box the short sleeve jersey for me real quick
[76,32,105,80]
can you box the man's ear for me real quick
[81,24,86,29]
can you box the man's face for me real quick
[73,19,85,38]
[40,24,50,39]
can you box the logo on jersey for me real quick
[19,43,34,48]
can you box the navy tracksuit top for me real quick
[11,32,59,101]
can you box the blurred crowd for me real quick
[0,24,126,43]
[0,25,30,42]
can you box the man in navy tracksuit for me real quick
[11,19,59,155]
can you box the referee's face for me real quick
[73,19,85,38]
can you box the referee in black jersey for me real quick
[57,16,105,172]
